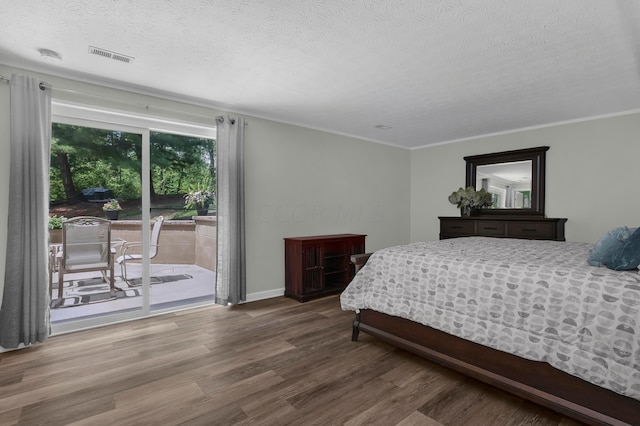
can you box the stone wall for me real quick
[50,217,217,271]
[194,216,216,271]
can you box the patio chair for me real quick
[116,216,164,286]
[56,216,116,299]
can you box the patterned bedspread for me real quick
[340,237,640,400]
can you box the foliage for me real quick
[51,124,144,201]
[102,199,123,211]
[48,215,67,230]
[172,209,200,219]
[72,160,142,200]
[49,123,216,208]
[49,168,67,202]
[448,186,493,209]
[151,162,210,197]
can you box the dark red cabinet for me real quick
[284,234,366,302]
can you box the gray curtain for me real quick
[215,115,246,305]
[0,75,51,349]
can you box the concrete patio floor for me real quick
[50,263,215,323]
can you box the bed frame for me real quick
[349,255,640,426]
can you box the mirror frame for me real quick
[465,146,549,217]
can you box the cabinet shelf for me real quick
[284,234,366,302]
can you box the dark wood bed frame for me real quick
[349,254,640,426]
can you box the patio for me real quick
[49,216,217,324]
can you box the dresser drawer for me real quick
[476,221,505,237]
[440,220,474,236]
[507,222,555,239]
[439,217,566,241]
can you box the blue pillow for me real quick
[607,228,640,271]
[587,226,631,267]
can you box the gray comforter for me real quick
[340,237,640,400]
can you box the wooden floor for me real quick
[0,296,585,426]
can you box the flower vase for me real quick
[461,206,471,217]
[196,204,209,216]
[105,210,120,220]
[49,229,62,244]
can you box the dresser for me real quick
[439,217,567,241]
[284,234,366,302]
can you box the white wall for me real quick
[410,112,640,244]
[0,64,411,303]
[244,117,410,297]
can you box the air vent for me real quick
[88,46,134,64]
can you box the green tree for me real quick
[51,124,143,201]
[150,132,216,196]
[50,123,215,204]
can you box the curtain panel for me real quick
[215,115,246,305]
[0,75,51,349]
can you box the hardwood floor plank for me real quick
[175,401,248,426]
[17,395,115,426]
[417,378,493,424]
[0,295,590,425]
[0,345,210,414]
[235,398,298,426]
[68,383,205,426]
[0,406,21,426]
[395,411,444,426]
[343,356,459,426]
[288,378,397,426]
[0,369,23,388]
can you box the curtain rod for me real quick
[216,116,235,124]
[0,74,50,91]
[2,74,248,125]
[0,73,218,122]
[216,116,248,126]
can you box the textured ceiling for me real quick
[0,0,639,149]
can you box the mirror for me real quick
[465,146,548,217]
[476,161,532,209]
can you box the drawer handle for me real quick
[451,226,464,229]
[521,228,537,232]
[482,227,498,230]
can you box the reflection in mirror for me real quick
[476,161,532,209]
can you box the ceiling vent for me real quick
[88,46,134,64]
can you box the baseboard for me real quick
[244,287,285,303]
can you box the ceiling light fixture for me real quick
[38,48,62,61]
[374,124,392,130]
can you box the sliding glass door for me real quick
[49,119,146,330]
[147,131,216,312]
[49,104,216,333]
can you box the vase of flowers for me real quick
[448,186,493,217]
[184,189,215,216]
[102,199,122,220]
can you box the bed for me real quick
[341,237,640,426]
